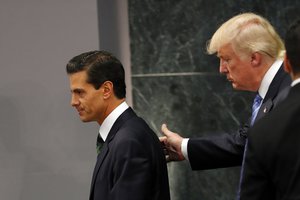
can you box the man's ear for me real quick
[102,81,113,99]
[251,52,262,66]
[284,53,293,74]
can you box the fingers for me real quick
[160,123,185,162]
[165,155,171,162]
[164,148,184,162]
[161,137,171,162]
[159,136,167,143]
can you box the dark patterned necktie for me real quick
[96,134,104,154]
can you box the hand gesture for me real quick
[160,124,185,162]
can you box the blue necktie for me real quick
[237,93,263,199]
[250,93,263,126]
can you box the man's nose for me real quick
[219,60,228,74]
[71,95,79,107]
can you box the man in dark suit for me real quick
[239,19,300,200]
[66,50,170,200]
[160,12,291,170]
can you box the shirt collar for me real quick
[291,77,300,87]
[258,59,283,99]
[99,101,129,141]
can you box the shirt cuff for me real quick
[181,138,189,161]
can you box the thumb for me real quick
[161,123,173,137]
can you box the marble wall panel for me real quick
[128,0,300,199]
[132,75,252,200]
[132,75,252,136]
[129,0,300,74]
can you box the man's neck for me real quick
[97,98,126,125]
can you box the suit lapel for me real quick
[263,66,286,102]
[256,99,273,122]
[89,107,136,199]
[89,143,109,200]
[105,107,136,143]
[255,66,289,122]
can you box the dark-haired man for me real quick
[66,50,170,200]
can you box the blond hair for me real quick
[206,13,285,59]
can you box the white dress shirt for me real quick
[99,101,129,142]
[291,78,300,87]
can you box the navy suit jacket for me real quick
[188,66,291,170]
[240,83,300,200]
[89,108,170,200]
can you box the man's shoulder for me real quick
[250,94,296,141]
[117,111,156,136]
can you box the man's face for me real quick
[217,43,256,91]
[69,71,106,124]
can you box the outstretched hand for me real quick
[160,124,185,162]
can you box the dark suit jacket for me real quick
[188,66,292,170]
[239,83,300,200]
[89,108,170,200]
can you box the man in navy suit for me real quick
[160,12,291,170]
[239,19,300,200]
[66,50,170,200]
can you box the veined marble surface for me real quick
[128,0,300,199]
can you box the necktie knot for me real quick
[253,94,262,105]
[96,134,105,154]
[250,93,263,126]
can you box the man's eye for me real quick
[78,91,84,96]
[74,90,84,96]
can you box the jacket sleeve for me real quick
[188,123,249,170]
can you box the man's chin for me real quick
[231,83,240,90]
[79,117,92,123]
[231,83,237,89]
[232,85,247,91]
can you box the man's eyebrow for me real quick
[71,88,84,93]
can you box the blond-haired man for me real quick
[160,13,291,171]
